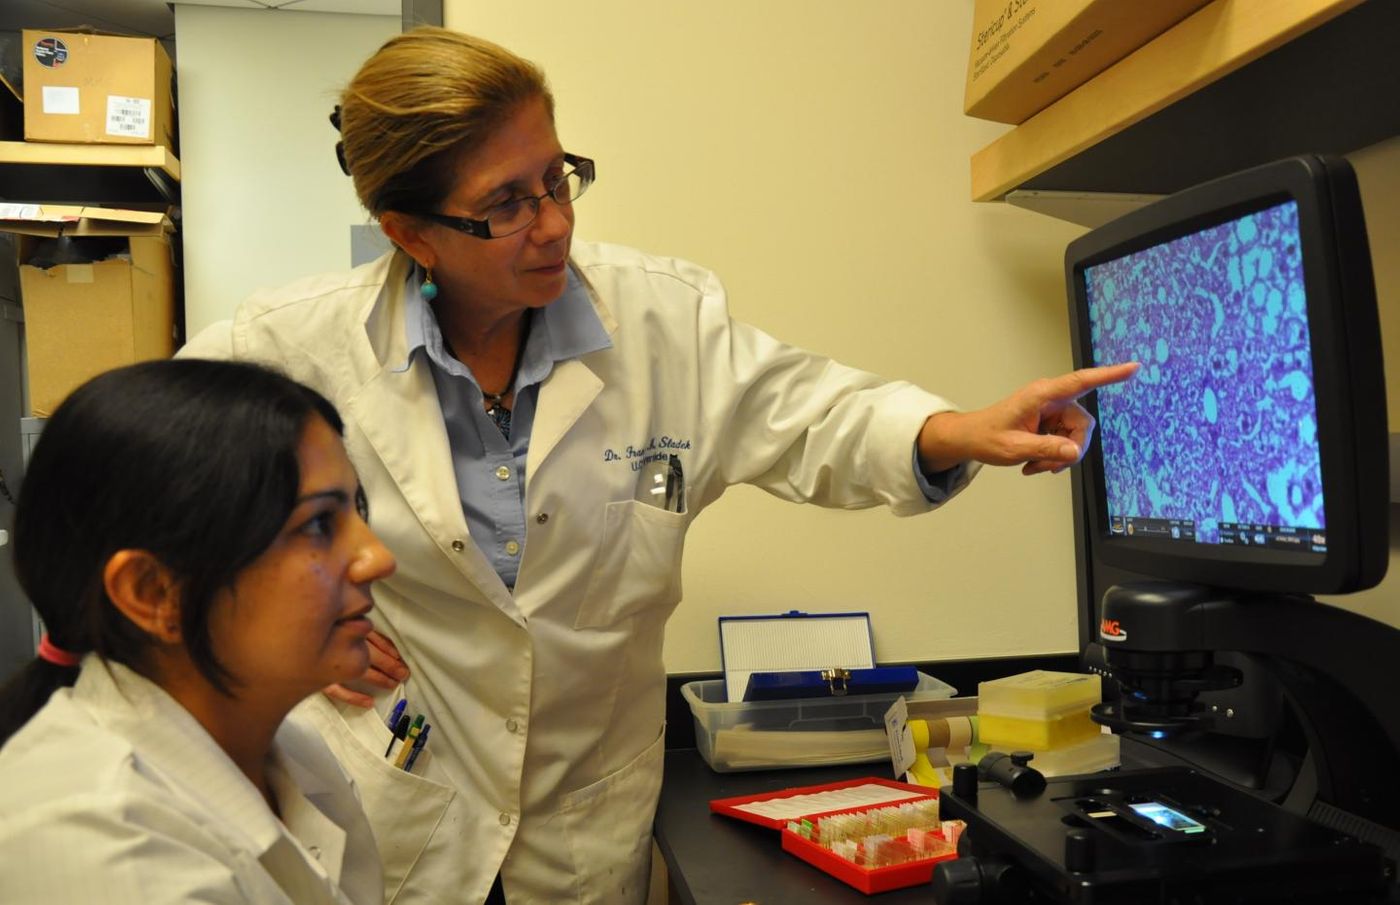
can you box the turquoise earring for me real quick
[421,267,439,302]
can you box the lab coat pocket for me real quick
[576,500,687,629]
[296,696,455,903]
[557,726,666,905]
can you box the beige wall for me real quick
[446,0,1090,673]
[1357,138,1400,434]
[174,5,399,336]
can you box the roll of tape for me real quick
[945,716,974,750]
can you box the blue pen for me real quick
[403,723,431,773]
[385,698,407,731]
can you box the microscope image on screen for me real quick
[1085,200,1326,553]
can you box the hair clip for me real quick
[329,106,350,176]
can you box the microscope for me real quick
[933,582,1400,903]
[931,155,1398,903]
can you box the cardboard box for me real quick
[21,30,174,149]
[965,0,1213,124]
[2,204,175,417]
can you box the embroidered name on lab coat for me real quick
[603,436,692,470]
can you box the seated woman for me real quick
[0,359,395,905]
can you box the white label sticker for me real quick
[106,95,152,139]
[885,696,916,778]
[41,85,80,115]
[0,204,42,220]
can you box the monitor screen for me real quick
[1066,155,1387,595]
[1085,199,1325,560]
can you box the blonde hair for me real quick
[338,26,554,215]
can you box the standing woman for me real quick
[0,360,394,905]
[183,27,1134,905]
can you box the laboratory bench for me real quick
[654,737,1271,905]
[655,654,1077,904]
[653,652,1321,904]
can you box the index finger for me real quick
[1039,362,1139,403]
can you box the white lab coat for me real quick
[182,241,976,904]
[0,657,383,905]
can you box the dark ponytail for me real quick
[0,359,343,745]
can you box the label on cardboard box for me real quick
[0,204,42,220]
[107,95,151,139]
[32,36,68,67]
[41,85,79,115]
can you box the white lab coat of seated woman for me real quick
[0,656,382,904]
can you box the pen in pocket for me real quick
[385,711,411,758]
[393,715,425,769]
[665,454,685,513]
[385,697,407,731]
[403,724,431,774]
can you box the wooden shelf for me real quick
[971,0,1399,202]
[0,140,180,205]
[0,141,180,182]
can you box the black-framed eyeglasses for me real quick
[411,153,595,240]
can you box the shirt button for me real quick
[451,539,465,552]
[506,718,519,733]
[494,465,511,481]
[308,845,321,860]
[499,812,512,827]
[504,540,520,556]
[535,512,549,525]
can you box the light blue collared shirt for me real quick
[401,266,612,589]
[402,265,961,590]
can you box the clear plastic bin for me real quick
[682,671,957,772]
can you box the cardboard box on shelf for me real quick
[20,30,174,150]
[965,0,1213,125]
[1,204,175,418]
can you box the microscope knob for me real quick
[1064,829,1096,873]
[932,855,1030,904]
[952,762,979,804]
[978,751,1047,798]
[1009,751,1035,767]
[931,856,985,905]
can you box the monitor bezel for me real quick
[1065,155,1387,595]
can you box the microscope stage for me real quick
[938,766,1391,903]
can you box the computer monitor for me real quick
[1065,155,1388,596]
